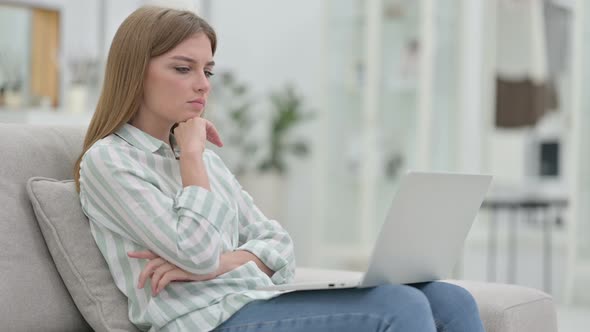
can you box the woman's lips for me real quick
[188,98,206,109]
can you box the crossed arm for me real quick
[128,248,274,296]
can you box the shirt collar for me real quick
[115,123,169,153]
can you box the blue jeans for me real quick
[213,282,484,332]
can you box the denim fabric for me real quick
[213,282,484,332]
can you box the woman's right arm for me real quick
[80,142,229,276]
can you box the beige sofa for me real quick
[0,124,558,331]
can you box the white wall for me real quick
[9,0,139,58]
[208,0,323,265]
[3,0,96,106]
[4,0,143,109]
[4,0,324,118]
[209,0,322,106]
[0,5,31,101]
[457,0,487,174]
[102,0,143,57]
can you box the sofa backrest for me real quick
[0,124,92,331]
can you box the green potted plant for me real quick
[256,84,314,174]
[208,78,314,221]
[239,83,314,221]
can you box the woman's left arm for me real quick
[233,185,296,285]
[205,151,296,285]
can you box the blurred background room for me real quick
[0,0,588,330]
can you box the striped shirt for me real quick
[79,123,295,331]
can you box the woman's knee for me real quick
[368,284,436,331]
[418,282,479,313]
[369,284,433,315]
[416,281,485,332]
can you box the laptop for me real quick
[257,171,492,292]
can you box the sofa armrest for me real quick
[446,280,558,332]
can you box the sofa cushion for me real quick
[0,124,92,331]
[27,177,139,332]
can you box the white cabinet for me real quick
[313,0,464,269]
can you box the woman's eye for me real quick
[205,70,215,78]
[175,67,190,74]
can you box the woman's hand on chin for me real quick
[173,117,223,156]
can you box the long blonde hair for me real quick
[73,6,216,192]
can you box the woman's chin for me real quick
[184,111,204,120]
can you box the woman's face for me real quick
[140,33,214,126]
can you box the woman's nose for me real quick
[193,73,210,93]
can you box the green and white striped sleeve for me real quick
[206,151,296,284]
[79,144,233,275]
[235,188,296,285]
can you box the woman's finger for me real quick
[127,250,159,260]
[151,264,175,295]
[138,258,166,289]
[156,270,192,295]
[151,263,176,296]
[205,120,223,147]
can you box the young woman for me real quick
[75,6,485,332]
